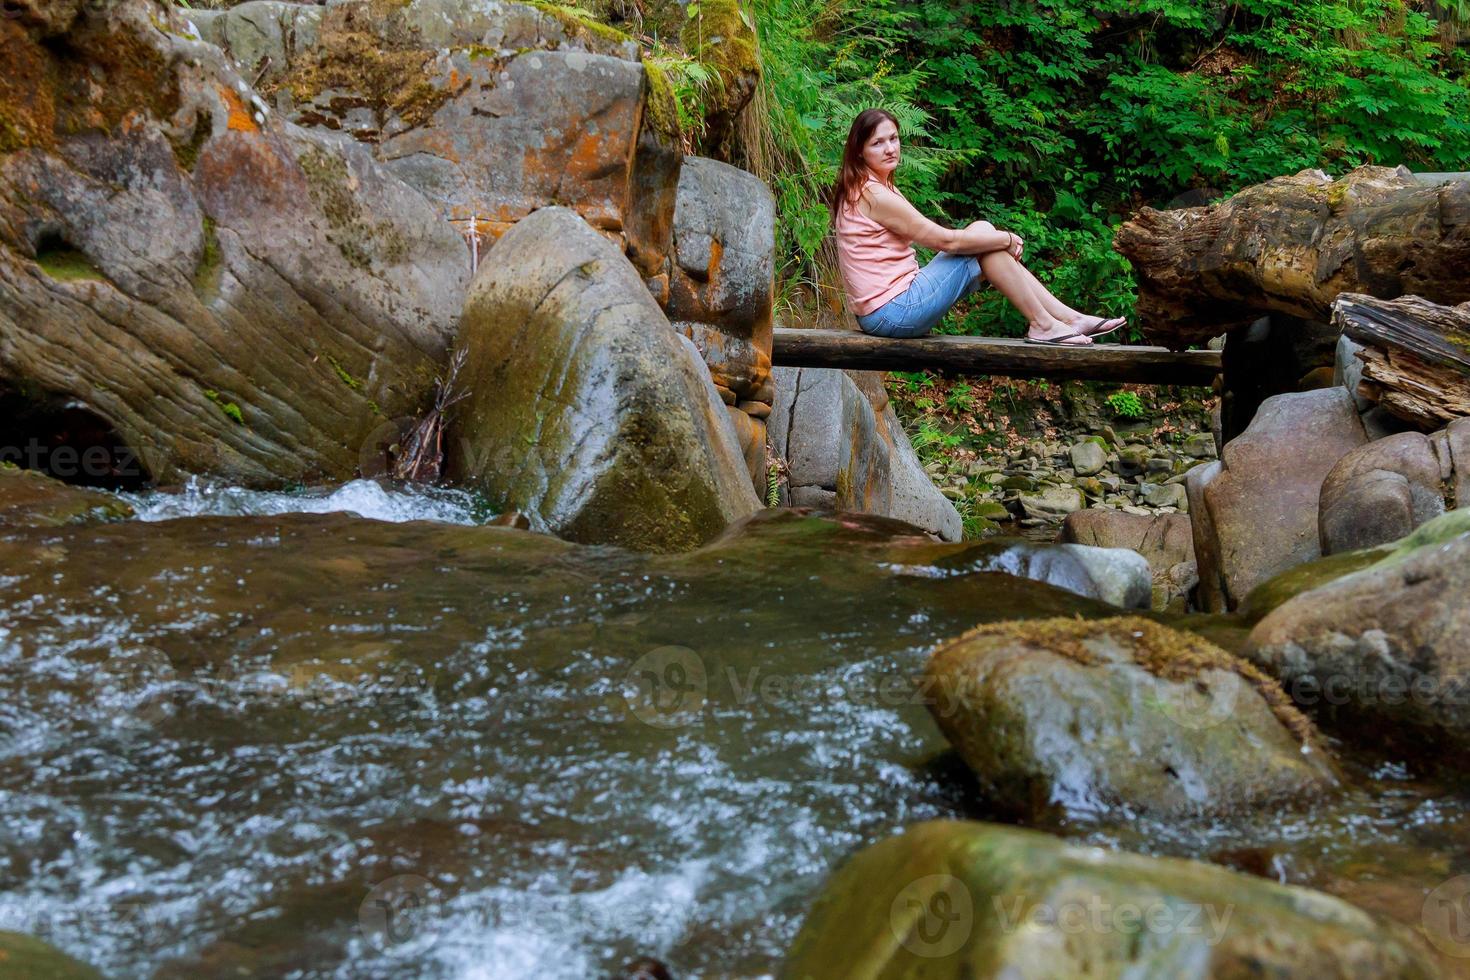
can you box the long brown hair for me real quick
[829,108,899,225]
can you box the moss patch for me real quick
[35,242,105,282]
[640,59,684,141]
[935,615,1317,746]
[204,389,245,425]
[193,216,223,300]
[297,145,409,270]
[524,1,633,45]
[679,0,758,76]
[175,109,214,172]
[268,3,450,132]
[326,354,364,391]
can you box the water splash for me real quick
[117,478,493,526]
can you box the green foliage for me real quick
[748,0,1470,335]
[1106,390,1147,418]
[204,389,245,425]
[745,0,969,297]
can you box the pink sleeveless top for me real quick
[834,175,919,315]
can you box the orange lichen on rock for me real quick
[219,86,259,133]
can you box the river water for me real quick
[0,482,1464,977]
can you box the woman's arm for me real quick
[861,185,1013,254]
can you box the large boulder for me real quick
[784,822,1439,979]
[924,617,1338,820]
[1319,418,1470,554]
[767,366,962,541]
[1187,388,1366,610]
[194,0,680,281]
[0,0,469,485]
[445,207,759,552]
[1060,509,1196,611]
[1245,509,1470,764]
[667,155,776,490]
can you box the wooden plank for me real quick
[771,328,1222,385]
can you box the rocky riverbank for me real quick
[889,375,1218,536]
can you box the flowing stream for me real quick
[0,484,1465,977]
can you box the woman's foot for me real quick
[1067,314,1127,337]
[1025,317,1093,345]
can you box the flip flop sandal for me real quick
[1075,316,1127,338]
[1024,334,1093,347]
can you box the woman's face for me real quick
[861,119,900,179]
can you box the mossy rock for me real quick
[783,821,1440,979]
[0,932,102,979]
[445,207,759,552]
[924,616,1338,820]
[1240,508,1470,621]
[1244,508,1470,764]
[678,0,759,156]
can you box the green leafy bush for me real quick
[745,0,1470,335]
[1106,391,1147,418]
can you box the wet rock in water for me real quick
[1245,509,1470,764]
[783,821,1440,979]
[1060,509,1196,611]
[0,931,102,979]
[1068,439,1106,477]
[446,207,759,552]
[1188,388,1367,611]
[0,0,469,485]
[1017,486,1083,521]
[1319,419,1470,555]
[0,468,132,528]
[923,616,1338,820]
[1052,546,1152,609]
[767,366,962,541]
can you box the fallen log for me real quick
[771,328,1221,385]
[1332,293,1470,429]
[1115,166,1470,350]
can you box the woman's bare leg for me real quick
[1012,263,1124,332]
[1013,265,1082,322]
[978,250,1091,343]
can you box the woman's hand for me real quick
[1004,231,1025,261]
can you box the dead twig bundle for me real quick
[391,348,469,483]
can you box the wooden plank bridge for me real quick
[771,328,1222,386]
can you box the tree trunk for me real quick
[771,328,1222,385]
[1333,292,1470,430]
[1115,166,1470,350]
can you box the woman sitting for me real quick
[832,108,1125,346]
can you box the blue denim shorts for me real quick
[855,252,985,338]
